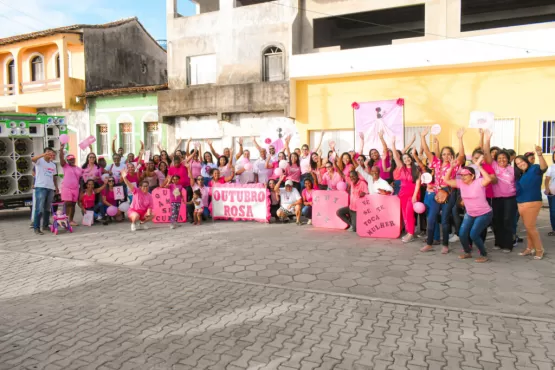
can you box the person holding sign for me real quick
[336,171,368,232]
[514,146,548,260]
[420,127,466,254]
[274,176,302,225]
[100,176,123,224]
[390,137,421,243]
[443,157,492,263]
[121,169,153,232]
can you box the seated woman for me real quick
[121,169,153,231]
[268,179,280,221]
[274,175,302,225]
[79,179,107,223]
[302,178,315,225]
[100,176,123,225]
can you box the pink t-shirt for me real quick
[102,188,116,206]
[394,167,417,197]
[323,172,342,190]
[130,187,153,212]
[169,184,183,203]
[302,188,314,203]
[192,184,210,206]
[209,177,226,187]
[456,179,491,217]
[375,154,391,180]
[219,166,232,179]
[82,165,100,182]
[62,164,82,189]
[168,164,190,187]
[491,161,516,198]
[287,164,301,183]
[431,156,460,191]
[342,163,354,178]
[349,179,368,211]
[190,160,202,179]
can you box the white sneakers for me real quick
[130,222,137,232]
[449,234,460,242]
[131,222,149,231]
[307,220,312,225]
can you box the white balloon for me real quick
[279,160,288,169]
[118,201,130,212]
[421,172,432,184]
[431,124,442,135]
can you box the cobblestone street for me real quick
[1,209,554,369]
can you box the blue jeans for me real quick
[33,187,55,230]
[423,191,440,242]
[426,189,455,246]
[548,196,555,231]
[459,211,493,257]
[302,205,312,219]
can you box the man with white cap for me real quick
[274,175,302,225]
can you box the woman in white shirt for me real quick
[274,176,302,225]
[545,152,555,236]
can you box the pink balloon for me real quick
[59,134,69,144]
[336,181,347,192]
[413,202,426,214]
[244,162,253,171]
[107,206,118,216]
[274,168,283,177]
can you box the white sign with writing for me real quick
[469,111,494,129]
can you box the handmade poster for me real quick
[144,150,151,163]
[312,190,349,229]
[354,99,404,154]
[82,210,94,226]
[356,195,401,239]
[151,187,187,223]
[210,183,270,222]
[469,111,494,129]
[114,186,125,200]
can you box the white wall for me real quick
[290,27,555,79]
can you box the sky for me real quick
[0,0,196,40]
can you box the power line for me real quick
[0,13,40,33]
[270,1,555,55]
[0,0,57,29]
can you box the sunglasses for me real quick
[108,180,115,182]
[326,166,332,169]
[196,178,203,181]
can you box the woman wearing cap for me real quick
[336,171,368,232]
[514,146,548,260]
[443,156,492,263]
[59,146,82,226]
[484,132,517,252]
[121,169,153,231]
[420,127,466,254]
[390,137,421,243]
[274,175,302,225]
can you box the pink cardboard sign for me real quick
[356,195,401,239]
[152,187,187,223]
[312,190,349,229]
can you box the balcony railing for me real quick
[21,79,61,93]
[1,84,14,96]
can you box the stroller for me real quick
[50,202,73,235]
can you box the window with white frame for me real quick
[490,118,517,150]
[404,126,431,153]
[263,46,284,82]
[188,54,216,85]
[310,130,354,155]
[31,56,44,81]
[96,124,109,155]
[144,122,159,154]
[119,123,133,155]
[541,120,555,154]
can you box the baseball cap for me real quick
[66,154,75,160]
[285,180,293,187]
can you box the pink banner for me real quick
[312,190,349,229]
[152,188,188,223]
[354,99,404,155]
[210,183,270,223]
[356,195,401,239]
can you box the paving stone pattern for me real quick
[1,210,554,319]
[1,251,554,370]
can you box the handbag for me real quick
[434,189,450,204]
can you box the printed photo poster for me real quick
[354,99,405,155]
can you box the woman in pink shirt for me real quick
[444,156,492,263]
[483,131,517,252]
[301,178,315,225]
[121,169,153,231]
[322,161,344,190]
[81,152,101,184]
[390,138,421,243]
[359,131,391,181]
[187,147,203,180]
[286,152,302,192]
[420,127,466,254]
[336,152,354,180]
[59,147,82,226]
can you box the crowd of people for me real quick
[30,129,555,262]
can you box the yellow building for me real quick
[289,0,555,160]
